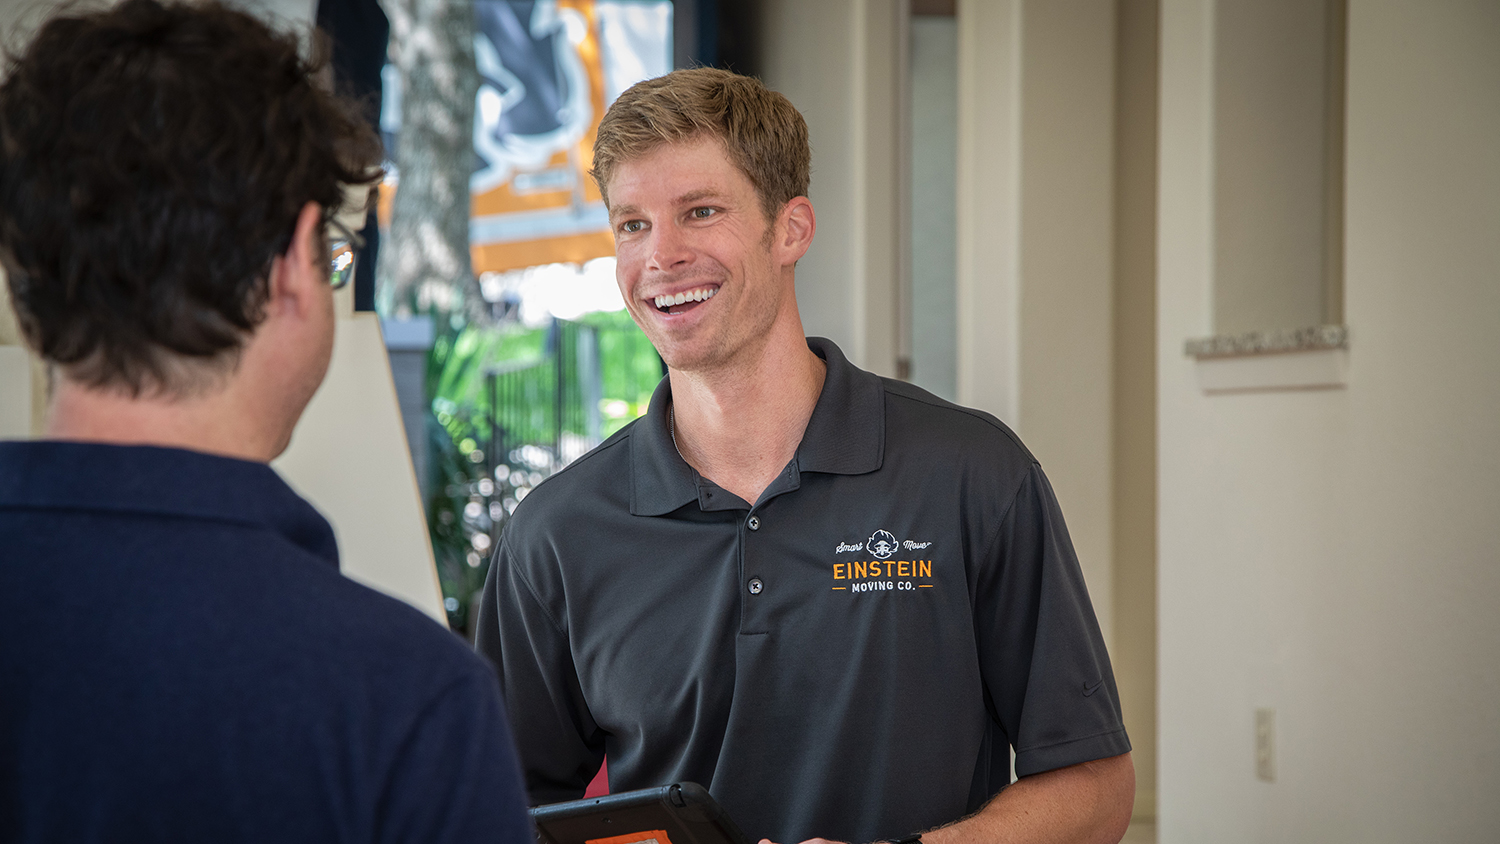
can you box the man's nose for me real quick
[647,223,693,272]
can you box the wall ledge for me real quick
[1194,346,1349,393]
[1186,325,1349,393]
[1185,324,1347,359]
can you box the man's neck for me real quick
[667,334,826,506]
[45,376,289,463]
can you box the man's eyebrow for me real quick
[676,188,726,205]
[609,203,641,222]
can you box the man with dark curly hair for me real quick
[0,2,531,840]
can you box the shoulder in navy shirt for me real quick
[0,440,532,844]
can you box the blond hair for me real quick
[591,67,810,220]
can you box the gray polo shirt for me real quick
[477,337,1129,844]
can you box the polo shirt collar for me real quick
[629,377,700,516]
[798,336,886,475]
[629,336,885,517]
[0,440,339,567]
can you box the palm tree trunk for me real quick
[378,0,482,320]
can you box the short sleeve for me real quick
[375,671,534,844]
[972,463,1131,778]
[475,533,605,804]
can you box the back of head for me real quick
[591,67,810,220]
[0,0,381,397]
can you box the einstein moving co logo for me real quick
[867,530,899,558]
[831,529,936,593]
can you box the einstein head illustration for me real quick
[867,530,899,559]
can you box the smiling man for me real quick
[477,68,1134,844]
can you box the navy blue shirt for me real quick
[0,441,532,843]
[479,338,1129,844]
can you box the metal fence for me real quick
[431,315,662,636]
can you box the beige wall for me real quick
[958,0,1127,704]
[1158,0,1500,840]
[765,0,1153,818]
[0,272,19,347]
[0,270,45,438]
[0,1,62,49]
[767,0,1124,645]
[1006,0,1159,819]
[0,2,51,436]
[759,0,902,378]
[1014,0,1119,649]
[227,0,315,24]
[955,0,1022,424]
[274,310,447,623]
[0,0,314,41]
[1212,0,1336,334]
[1113,0,1159,821]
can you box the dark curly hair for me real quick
[0,0,382,395]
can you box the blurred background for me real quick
[1,1,1496,842]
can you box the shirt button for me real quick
[747,516,761,531]
[747,577,764,595]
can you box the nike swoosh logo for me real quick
[1082,680,1102,697]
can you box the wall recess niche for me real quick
[1189,0,1349,392]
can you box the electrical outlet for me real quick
[1256,707,1276,782]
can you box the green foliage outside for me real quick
[425,309,662,636]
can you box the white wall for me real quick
[909,15,959,402]
[762,0,1158,821]
[759,0,902,378]
[0,0,63,49]
[762,0,1126,724]
[1013,0,1119,646]
[764,1,1139,808]
[228,0,315,24]
[1,1,69,435]
[1112,0,1159,820]
[274,309,447,623]
[0,0,314,39]
[1212,0,1336,335]
[1158,1,1500,840]
[954,0,1122,654]
[0,276,40,438]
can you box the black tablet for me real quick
[530,783,750,844]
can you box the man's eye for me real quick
[620,220,645,234]
[691,207,716,219]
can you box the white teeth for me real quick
[653,287,717,310]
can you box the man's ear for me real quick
[266,201,325,317]
[775,196,816,266]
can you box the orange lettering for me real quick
[920,560,932,578]
[834,563,846,580]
